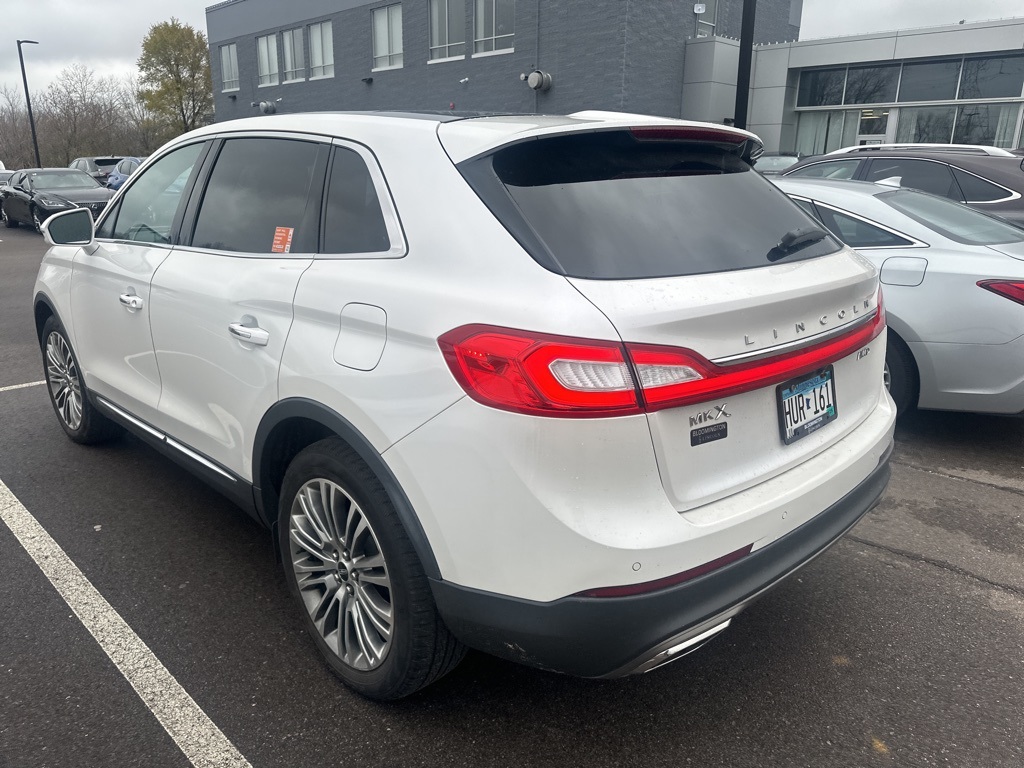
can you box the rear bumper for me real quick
[430,439,892,678]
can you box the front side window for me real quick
[282,28,305,81]
[429,0,466,60]
[100,143,204,244]
[881,189,1024,246]
[474,0,514,54]
[372,5,403,69]
[257,34,279,86]
[191,138,321,254]
[220,43,239,91]
[309,21,334,78]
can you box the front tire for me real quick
[279,438,465,700]
[1,203,18,228]
[884,331,918,414]
[41,316,122,444]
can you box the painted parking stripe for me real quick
[0,480,252,768]
[0,380,45,394]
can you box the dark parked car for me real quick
[70,156,123,184]
[1,168,115,233]
[105,156,148,190]
[781,144,1024,227]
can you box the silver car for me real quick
[774,177,1024,415]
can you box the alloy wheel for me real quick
[46,331,83,430]
[288,478,394,671]
[32,208,42,233]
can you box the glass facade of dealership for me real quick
[794,53,1024,154]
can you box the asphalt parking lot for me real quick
[1,225,1022,768]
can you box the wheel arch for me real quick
[253,398,441,580]
[33,292,59,345]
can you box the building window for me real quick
[257,34,279,86]
[474,0,514,54]
[695,0,717,38]
[953,103,1019,147]
[309,22,334,78]
[430,0,466,60]
[282,28,305,82]
[843,64,899,105]
[372,4,404,70]
[897,60,959,102]
[959,55,1024,100]
[220,44,239,91]
[797,68,845,107]
[895,106,956,143]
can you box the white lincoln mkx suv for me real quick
[34,111,895,700]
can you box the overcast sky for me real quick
[1,0,1022,97]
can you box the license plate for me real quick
[777,366,837,444]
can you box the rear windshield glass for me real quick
[461,131,840,279]
[94,158,121,168]
[879,189,1024,245]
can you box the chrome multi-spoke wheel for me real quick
[279,438,465,699]
[46,330,83,430]
[288,478,394,671]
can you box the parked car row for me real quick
[1,168,115,232]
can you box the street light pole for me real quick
[17,39,42,168]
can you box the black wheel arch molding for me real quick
[253,398,442,580]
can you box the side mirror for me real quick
[43,208,95,248]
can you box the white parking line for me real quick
[0,380,45,394]
[0,479,253,768]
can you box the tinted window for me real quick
[463,131,840,280]
[895,106,955,143]
[898,60,959,102]
[323,147,390,254]
[881,189,1024,245]
[951,168,1011,203]
[797,68,845,107]
[192,138,320,254]
[102,143,203,244]
[29,171,100,190]
[844,65,899,104]
[813,205,914,249]
[960,55,1024,99]
[791,198,822,222]
[864,159,960,200]
[787,160,861,180]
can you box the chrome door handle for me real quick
[228,321,270,346]
[119,293,144,311]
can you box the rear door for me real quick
[147,134,328,480]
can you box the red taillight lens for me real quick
[437,325,641,417]
[440,295,884,418]
[978,279,1024,306]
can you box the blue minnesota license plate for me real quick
[777,366,837,445]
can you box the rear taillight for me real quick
[439,296,884,418]
[978,280,1024,306]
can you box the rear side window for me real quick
[813,204,915,249]
[951,167,1011,203]
[192,138,321,254]
[787,160,860,180]
[322,147,390,254]
[461,131,840,279]
[864,158,960,200]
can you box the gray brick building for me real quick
[206,0,801,122]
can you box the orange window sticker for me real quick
[272,227,295,253]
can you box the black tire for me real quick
[885,331,918,415]
[1,203,18,228]
[40,316,122,444]
[279,438,465,700]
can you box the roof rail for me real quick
[826,143,1016,157]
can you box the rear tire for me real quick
[884,331,918,414]
[40,316,122,444]
[279,438,465,700]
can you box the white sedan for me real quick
[773,177,1024,415]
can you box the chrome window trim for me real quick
[787,194,929,250]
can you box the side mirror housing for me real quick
[43,208,96,248]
